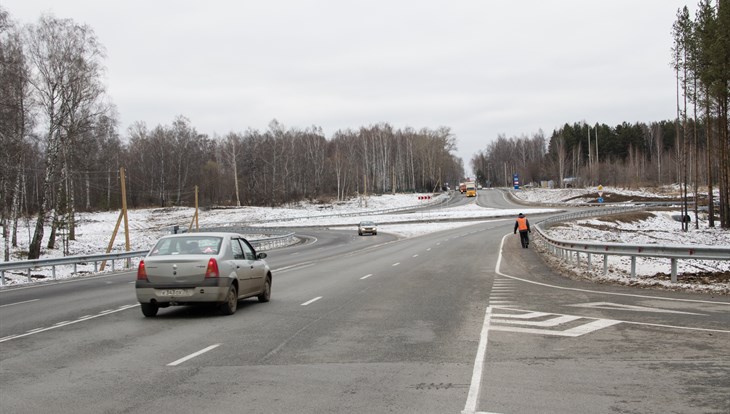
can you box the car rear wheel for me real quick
[140,302,158,317]
[219,284,238,315]
[258,276,271,303]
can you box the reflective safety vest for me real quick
[516,217,528,231]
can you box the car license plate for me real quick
[157,289,193,297]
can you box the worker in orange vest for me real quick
[513,213,531,248]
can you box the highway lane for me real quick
[0,229,396,339]
[1,207,728,413]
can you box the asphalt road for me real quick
[1,190,728,414]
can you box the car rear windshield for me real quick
[149,236,223,256]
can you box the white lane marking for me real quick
[490,311,550,319]
[52,320,70,326]
[273,262,315,273]
[167,344,221,367]
[0,304,140,343]
[463,306,492,414]
[495,234,730,306]
[494,305,730,334]
[568,302,706,316]
[491,315,581,327]
[426,248,432,251]
[490,319,621,337]
[412,254,419,258]
[301,296,322,306]
[0,299,40,308]
[392,262,400,267]
[360,274,373,280]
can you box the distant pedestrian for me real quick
[514,213,531,248]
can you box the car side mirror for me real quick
[257,252,267,260]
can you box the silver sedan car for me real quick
[135,232,272,317]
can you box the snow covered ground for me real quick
[2,187,728,294]
[512,187,730,294]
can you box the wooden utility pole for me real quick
[188,185,199,232]
[101,167,130,271]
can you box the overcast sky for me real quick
[4,0,693,172]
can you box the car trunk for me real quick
[143,256,210,284]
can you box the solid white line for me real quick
[167,344,221,367]
[301,296,322,306]
[360,274,373,280]
[463,306,492,414]
[0,299,40,308]
[392,262,400,267]
[273,262,315,273]
[0,304,140,343]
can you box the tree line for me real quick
[0,10,463,260]
[472,0,729,229]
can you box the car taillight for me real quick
[137,260,148,281]
[205,258,219,278]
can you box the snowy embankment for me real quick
[1,193,555,285]
[512,187,730,294]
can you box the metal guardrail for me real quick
[0,194,446,286]
[0,231,297,286]
[534,207,730,282]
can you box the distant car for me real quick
[135,232,272,317]
[358,221,377,236]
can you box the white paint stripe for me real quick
[167,344,221,367]
[426,248,432,251]
[412,254,419,258]
[360,274,373,280]
[273,262,315,273]
[495,234,729,306]
[491,311,550,319]
[52,320,70,326]
[392,262,400,267]
[562,319,622,336]
[0,304,140,343]
[491,315,581,327]
[301,296,322,306]
[463,306,492,414]
[493,305,730,334]
[0,299,40,308]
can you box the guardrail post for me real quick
[630,256,636,278]
[94,261,98,272]
[587,253,592,268]
[576,252,581,267]
[603,254,608,276]
[671,259,678,283]
[27,268,31,282]
[74,263,77,274]
[1,271,4,286]
[111,259,115,271]
[52,265,56,280]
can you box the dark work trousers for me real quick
[518,230,529,248]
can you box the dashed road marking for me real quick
[301,296,322,306]
[360,274,373,280]
[167,344,221,366]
